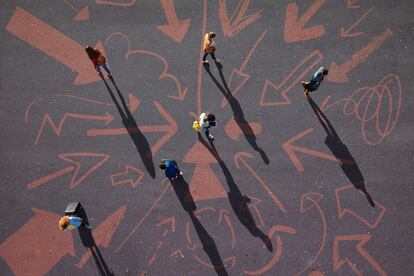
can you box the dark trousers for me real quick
[203,126,211,139]
[203,52,216,61]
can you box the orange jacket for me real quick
[203,33,215,54]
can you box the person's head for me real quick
[159,163,167,170]
[206,114,216,122]
[58,216,69,230]
[322,68,328,75]
[85,46,99,59]
[208,32,216,39]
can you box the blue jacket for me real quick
[164,160,179,179]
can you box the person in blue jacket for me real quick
[159,159,182,180]
[302,67,328,97]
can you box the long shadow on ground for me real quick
[171,176,229,276]
[101,76,155,178]
[307,96,375,207]
[203,63,269,165]
[197,133,273,252]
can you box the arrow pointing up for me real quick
[183,141,227,201]
[6,7,104,85]
[157,0,190,43]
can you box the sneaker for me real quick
[202,60,209,64]
[209,135,214,141]
[215,59,221,63]
[304,91,310,98]
[179,171,183,175]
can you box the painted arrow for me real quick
[284,0,326,43]
[335,184,386,229]
[329,28,393,83]
[6,7,105,85]
[34,112,113,145]
[157,0,190,43]
[295,193,327,276]
[77,206,127,268]
[87,100,177,156]
[27,152,109,190]
[110,164,144,189]
[63,0,89,21]
[282,128,337,172]
[260,50,323,106]
[218,209,236,249]
[341,6,374,38]
[234,152,287,213]
[147,216,177,267]
[333,235,387,275]
[95,0,136,7]
[0,208,75,276]
[219,0,263,37]
[221,29,267,108]
[182,141,227,201]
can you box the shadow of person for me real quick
[307,96,375,207]
[170,175,228,275]
[203,64,269,165]
[101,76,156,178]
[76,207,115,276]
[197,134,273,252]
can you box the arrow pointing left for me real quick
[6,7,104,85]
[27,152,109,190]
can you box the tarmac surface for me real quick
[0,0,413,275]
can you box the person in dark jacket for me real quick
[85,46,112,77]
[302,67,328,97]
[159,159,182,180]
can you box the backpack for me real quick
[192,121,201,132]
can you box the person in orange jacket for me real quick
[202,32,220,64]
[85,46,112,77]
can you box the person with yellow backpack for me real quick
[193,112,216,141]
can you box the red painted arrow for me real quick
[219,0,263,37]
[34,112,113,144]
[341,7,374,38]
[0,208,75,276]
[333,235,387,275]
[260,50,323,106]
[6,7,105,85]
[110,164,144,189]
[282,128,337,172]
[218,209,236,249]
[183,141,227,201]
[221,29,267,108]
[329,28,393,83]
[284,0,326,42]
[63,0,89,21]
[335,184,386,229]
[77,206,127,268]
[87,100,177,155]
[27,152,109,190]
[157,0,190,43]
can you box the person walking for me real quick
[199,112,216,141]
[202,32,220,64]
[58,215,91,231]
[302,67,328,97]
[85,46,112,77]
[159,159,182,181]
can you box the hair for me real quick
[85,46,99,60]
[322,69,328,75]
[208,32,216,38]
[206,114,216,121]
[159,163,167,170]
[58,216,70,230]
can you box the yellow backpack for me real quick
[192,121,201,132]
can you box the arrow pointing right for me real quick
[110,165,144,189]
[282,128,337,172]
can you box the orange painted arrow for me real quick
[34,112,113,145]
[6,7,104,85]
[183,141,227,201]
[219,0,262,37]
[0,208,75,276]
[329,28,393,83]
[218,209,236,249]
[27,152,109,190]
[157,0,190,43]
[95,0,136,7]
[333,235,387,275]
[260,50,323,106]
[110,164,144,189]
[77,206,127,268]
[156,216,176,236]
[335,184,386,229]
[234,152,287,213]
[341,6,374,38]
[284,0,326,43]
[221,29,267,108]
[87,101,176,155]
[282,128,337,172]
[63,0,89,21]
